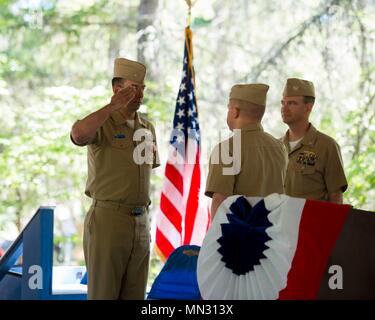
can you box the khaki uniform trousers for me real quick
[83,200,150,300]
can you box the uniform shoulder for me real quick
[315,130,339,146]
[278,132,287,142]
[211,137,233,153]
[139,114,155,130]
[262,131,286,147]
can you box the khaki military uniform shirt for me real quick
[205,123,287,198]
[72,111,160,205]
[282,123,347,201]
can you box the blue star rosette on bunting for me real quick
[197,193,299,300]
[217,197,272,275]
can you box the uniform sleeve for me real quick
[70,131,83,146]
[90,128,103,146]
[205,142,235,198]
[324,141,348,194]
[70,120,103,147]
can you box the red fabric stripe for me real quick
[183,154,201,244]
[278,200,351,300]
[165,163,183,194]
[155,227,175,261]
[160,193,183,233]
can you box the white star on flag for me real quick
[176,109,185,118]
[177,96,185,106]
[176,122,184,130]
[180,83,186,92]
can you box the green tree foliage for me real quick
[0,0,374,289]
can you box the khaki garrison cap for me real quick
[283,78,315,98]
[229,83,269,107]
[113,58,146,84]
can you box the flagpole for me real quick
[184,0,197,111]
[185,0,197,27]
[154,0,210,262]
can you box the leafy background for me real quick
[0,0,374,288]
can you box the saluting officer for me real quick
[280,78,347,203]
[70,58,159,300]
[205,84,288,220]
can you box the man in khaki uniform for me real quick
[205,84,288,220]
[280,78,347,203]
[70,58,159,299]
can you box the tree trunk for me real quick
[107,3,128,72]
[15,188,23,232]
[137,0,159,82]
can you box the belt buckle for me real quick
[132,207,144,216]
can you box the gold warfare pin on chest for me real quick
[296,150,317,167]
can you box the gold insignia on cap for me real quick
[283,78,315,97]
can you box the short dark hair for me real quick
[112,77,125,87]
[303,96,315,105]
[232,99,265,120]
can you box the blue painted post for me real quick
[21,207,54,300]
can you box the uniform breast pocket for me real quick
[301,166,315,175]
[300,165,322,194]
[109,137,133,149]
[108,138,135,166]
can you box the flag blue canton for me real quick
[170,43,200,153]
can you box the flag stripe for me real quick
[160,193,183,233]
[183,156,201,244]
[165,163,184,194]
[156,209,182,248]
[162,178,184,213]
[155,227,176,261]
[278,200,351,299]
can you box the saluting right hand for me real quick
[108,86,136,112]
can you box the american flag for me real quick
[155,27,210,261]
